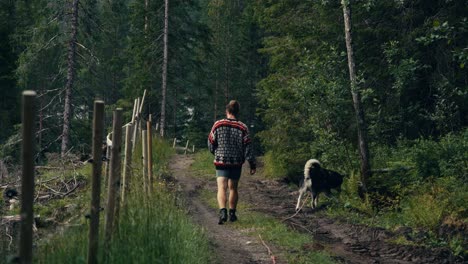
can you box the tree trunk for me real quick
[214,79,218,122]
[173,85,177,136]
[61,0,79,157]
[160,0,169,137]
[144,0,149,32]
[341,0,370,190]
[214,8,220,121]
[224,24,230,104]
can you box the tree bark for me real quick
[224,9,231,105]
[160,0,169,137]
[213,8,221,122]
[104,109,123,245]
[214,79,218,122]
[144,0,149,32]
[87,100,104,264]
[20,91,36,264]
[173,86,177,136]
[341,0,371,190]
[61,0,80,157]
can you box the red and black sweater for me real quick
[208,118,256,170]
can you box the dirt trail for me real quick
[169,155,463,264]
[169,155,281,264]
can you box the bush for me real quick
[262,151,289,179]
[366,129,467,211]
[339,171,373,215]
[401,193,447,230]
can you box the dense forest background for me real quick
[0,0,467,195]
[0,0,467,258]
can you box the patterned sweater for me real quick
[208,118,256,170]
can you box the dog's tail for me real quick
[304,159,320,178]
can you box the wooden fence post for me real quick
[132,98,140,150]
[19,91,36,264]
[104,134,111,187]
[87,100,105,264]
[121,124,133,204]
[172,138,176,148]
[184,140,189,155]
[105,108,123,245]
[147,119,153,193]
[192,145,195,153]
[141,130,148,194]
[139,90,146,114]
[131,99,138,152]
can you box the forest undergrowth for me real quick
[1,139,212,263]
[263,129,467,258]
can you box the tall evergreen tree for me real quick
[160,0,169,137]
[0,0,20,144]
[61,0,80,156]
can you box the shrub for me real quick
[339,171,373,215]
[262,151,289,179]
[401,193,448,230]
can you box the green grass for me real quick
[37,185,211,264]
[190,150,215,180]
[194,150,336,264]
[199,189,335,263]
[34,138,212,264]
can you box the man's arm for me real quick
[208,124,218,154]
[243,126,256,173]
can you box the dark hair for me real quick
[226,100,240,117]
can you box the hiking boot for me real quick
[218,208,227,224]
[229,209,237,222]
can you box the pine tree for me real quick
[61,0,80,157]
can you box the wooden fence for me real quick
[172,138,195,155]
[15,89,170,263]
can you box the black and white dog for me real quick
[296,159,344,211]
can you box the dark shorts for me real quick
[216,167,242,180]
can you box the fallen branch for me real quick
[371,166,413,173]
[35,166,61,170]
[1,179,21,189]
[63,183,79,196]
[1,215,21,222]
[41,182,79,198]
[6,226,13,251]
[42,184,63,196]
[36,176,61,184]
[258,234,276,264]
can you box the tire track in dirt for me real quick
[240,177,464,264]
[169,155,282,264]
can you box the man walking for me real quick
[208,100,256,224]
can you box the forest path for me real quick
[169,155,459,264]
[169,155,280,264]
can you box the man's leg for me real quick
[228,179,239,209]
[217,177,228,208]
[217,177,228,224]
[228,179,239,222]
